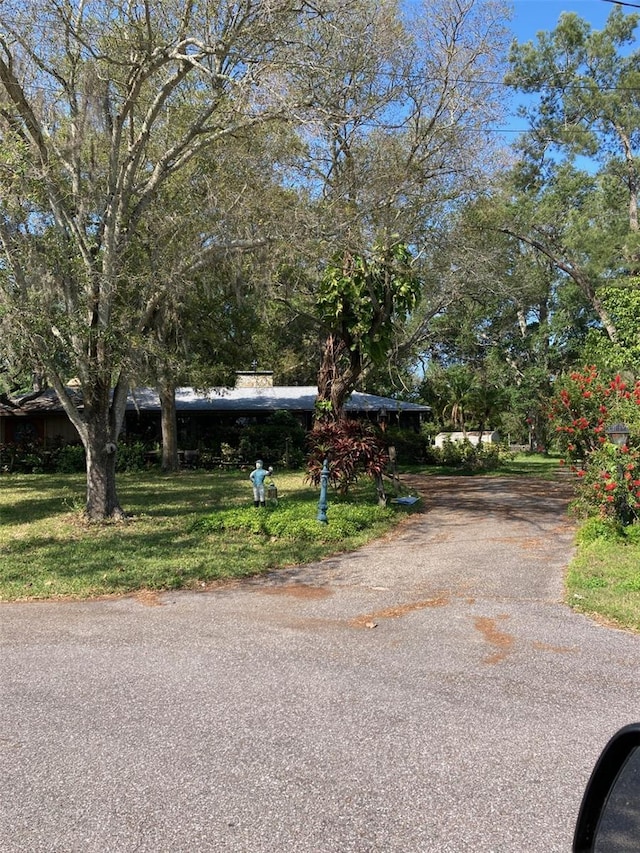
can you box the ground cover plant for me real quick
[0,470,408,601]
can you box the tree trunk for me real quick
[618,125,639,233]
[159,380,179,473]
[502,229,621,342]
[62,374,129,521]
[84,433,123,521]
[316,333,362,423]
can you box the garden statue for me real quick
[249,460,273,507]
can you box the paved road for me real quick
[2,475,639,852]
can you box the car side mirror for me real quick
[573,723,640,852]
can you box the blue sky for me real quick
[509,0,614,42]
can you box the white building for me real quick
[434,430,500,448]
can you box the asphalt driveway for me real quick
[2,475,639,852]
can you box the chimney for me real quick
[235,370,274,388]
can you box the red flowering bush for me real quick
[548,367,640,523]
[569,442,640,524]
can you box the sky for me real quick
[509,0,615,42]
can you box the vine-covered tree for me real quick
[315,243,421,420]
[272,0,511,410]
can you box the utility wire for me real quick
[600,0,640,8]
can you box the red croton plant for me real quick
[548,366,640,524]
[306,419,389,496]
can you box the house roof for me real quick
[0,389,82,417]
[127,386,430,414]
[1,386,431,416]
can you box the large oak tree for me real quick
[0,0,360,518]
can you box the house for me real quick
[0,389,82,447]
[434,430,501,448]
[0,372,431,449]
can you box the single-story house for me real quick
[0,389,82,447]
[0,372,431,449]
[434,430,500,448]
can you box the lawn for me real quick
[0,470,409,601]
[2,455,639,635]
[566,526,640,633]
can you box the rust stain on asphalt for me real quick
[533,641,577,655]
[261,584,333,600]
[520,537,545,550]
[350,596,450,628]
[135,590,165,607]
[475,615,514,664]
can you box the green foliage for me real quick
[418,362,512,439]
[575,517,629,546]
[116,441,148,472]
[317,243,420,362]
[568,442,640,525]
[315,243,421,418]
[502,6,640,374]
[582,281,640,374]
[507,6,640,170]
[306,419,389,494]
[0,440,149,474]
[193,501,392,543]
[423,439,505,472]
[238,411,307,468]
[549,366,640,458]
[55,445,86,474]
[383,428,427,465]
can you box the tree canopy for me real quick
[0,0,403,517]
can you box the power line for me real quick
[600,0,640,8]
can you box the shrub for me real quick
[568,442,640,525]
[231,411,307,468]
[423,439,505,472]
[116,441,148,472]
[306,419,388,494]
[549,366,640,524]
[55,444,86,473]
[383,427,427,464]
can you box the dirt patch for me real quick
[135,590,165,607]
[533,641,578,655]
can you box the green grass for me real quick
[566,521,640,633]
[498,452,565,479]
[0,471,412,601]
[404,451,564,479]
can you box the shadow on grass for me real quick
[0,470,411,600]
[0,495,82,526]
[0,519,360,599]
